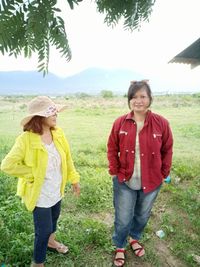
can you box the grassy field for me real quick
[0,94,200,267]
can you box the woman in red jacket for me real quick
[107,80,173,267]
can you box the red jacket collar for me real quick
[126,110,151,122]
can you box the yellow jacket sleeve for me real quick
[1,134,32,180]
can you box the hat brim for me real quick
[20,104,67,126]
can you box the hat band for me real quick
[44,105,57,117]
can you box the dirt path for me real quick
[153,239,185,267]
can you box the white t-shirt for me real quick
[36,142,62,208]
[126,120,144,190]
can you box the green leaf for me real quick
[52,8,61,12]
[67,0,74,9]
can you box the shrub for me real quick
[100,90,114,98]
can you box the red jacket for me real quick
[107,110,173,193]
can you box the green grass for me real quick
[0,94,200,266]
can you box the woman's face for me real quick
[129,87,150,113]
[43,113,57,128]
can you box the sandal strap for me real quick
[133,247,143,252]
[130,239,140,246]
[130,240,144,249]
[136,247,144,257]
[57,245,68,252]
[115,248,126,253]
[58,244,65,249]
[115,257,125,261]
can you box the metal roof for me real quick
[169,38,200,69]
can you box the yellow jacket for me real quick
[1,127,80,211]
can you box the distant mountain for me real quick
[0,68,144,95]
[62,68,143,94]
[0,71,63,95]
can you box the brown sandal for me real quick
[47,243,69,254]
[113,248,126,267]
[130,240,145,257]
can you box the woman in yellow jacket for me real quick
[1,96,80,267]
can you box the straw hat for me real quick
[20,96,67,126]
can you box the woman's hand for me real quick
[72,182,80,196]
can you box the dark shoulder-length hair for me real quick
[127,80,153,108]
[23,116,45,134]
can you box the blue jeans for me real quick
[113,177,161,248]
[33,200,61,264]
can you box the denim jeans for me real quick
[112,177,161,248]
[32,200,61,264]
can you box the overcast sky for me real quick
[0,0,200,91]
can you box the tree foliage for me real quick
[0,0,155,75]
[96,0,155,30]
